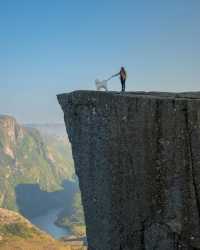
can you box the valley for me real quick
[0,115,86,246]
[0,208,86,250]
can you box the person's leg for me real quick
[123,79,126,92]
[122,79,125,92]
[120,78,123,92]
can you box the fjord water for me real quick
[30,208,69,239]
[16,180,80,239]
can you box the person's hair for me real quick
[121,66,125,73]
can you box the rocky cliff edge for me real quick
[58,91,200,250]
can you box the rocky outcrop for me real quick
[0,115,24,158]
[58,91,200,250]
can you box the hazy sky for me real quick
[0,0,199,123]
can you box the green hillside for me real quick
[0,115,74,210]
[0,208,87,250]
[56,192,86,237]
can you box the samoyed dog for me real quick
[95,79,108,91]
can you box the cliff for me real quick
[58,91,200,250]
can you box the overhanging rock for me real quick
[58,91,200,250]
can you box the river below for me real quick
[30,208,69,239]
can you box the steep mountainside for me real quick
[58,91,200,250]
[0,115,74,210]
[24,123,85,227]
[0,208,86,250]
[26,123,74,170]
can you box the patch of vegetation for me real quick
[0,223,39,239]
[56,192,86,237]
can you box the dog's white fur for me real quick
[95,79,108,91]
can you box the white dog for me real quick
[95,79,108,91]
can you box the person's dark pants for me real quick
[121,78,126,92]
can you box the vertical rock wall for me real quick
[58,91,200,250]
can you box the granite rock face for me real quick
[58,91,200,250]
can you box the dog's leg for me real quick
[103,85,108,91]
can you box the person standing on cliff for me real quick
[109,67,127,92]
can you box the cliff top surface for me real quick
[57,90,200,103]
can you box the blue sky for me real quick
[0,0,200,123]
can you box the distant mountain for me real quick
[0,115,75,210]
[25,123,73,164]
[0,208,87,250]
[25,123,67,139]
